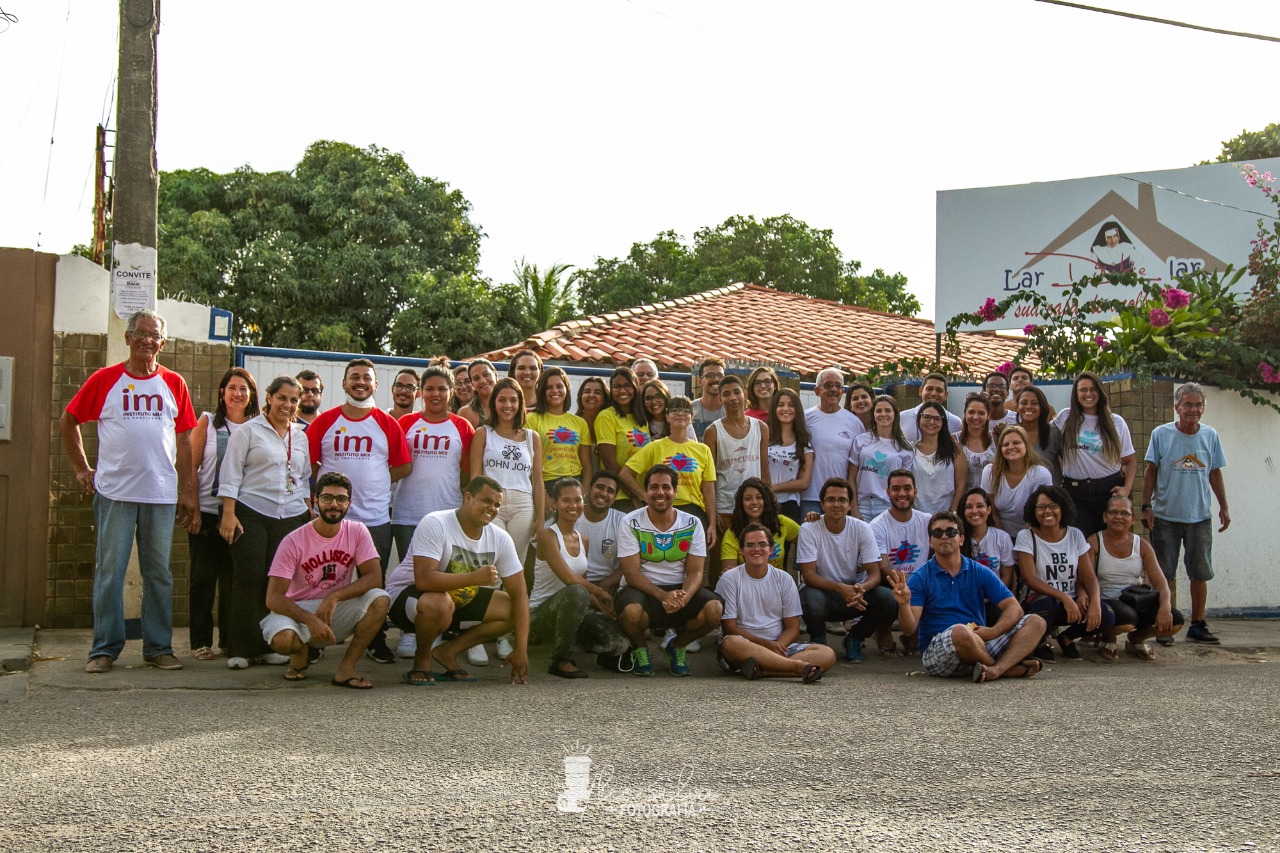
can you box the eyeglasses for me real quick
[819,382,844,390]
[822,495,851,504]
[129,332,165,342]
[1034,504,1060,513]
[701,373,725,383]
[300,388,322,396]
[316,494,351,506]
[667,409,692,416]
[929,527,961,538]
[918,414,943,423]
[752,378,775,387]
[742,541,773,550]
[393,383,418,392]
[610,383,633,391]
[455,377,473,387]
[1105,510,1133,518]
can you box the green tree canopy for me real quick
[1214,123,1280,163]
[388,271,530,358]
[157,141,484,354]
[575,214,920,317]
[513,258,578,330]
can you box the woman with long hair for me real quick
[640,379,692,441]
[849,395,913,520]
[508,349,542,408]
[844,381,876,432]
[955,393,994,493]
[594,368,649,510]
[959,487,1015,593]
[718,478,800,574]
[187,367,260,660]
[471,378,544,558]
[461,358,498,428]
[744,366,779,421]
[449,363,474,414]
[526,366,593,491]
[979,425,1053,539]
[217,375,312,670]
[766,388,814,524]
[1052,372,1135,538]
[574,375,609,447]
[1015,385,1062,484]
[1014,484,1112,662]
[912,400,967,513]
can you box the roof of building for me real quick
[476,283,1029,379]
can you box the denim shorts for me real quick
[1151,517,1214,582]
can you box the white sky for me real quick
[2,0,1278,323]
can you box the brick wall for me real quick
[1102,376,1175,534]
[46,333,232,628]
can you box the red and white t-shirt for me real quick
[267,519,380,601]
[392,412,474,526]
[65,363,197,503]
[307,407,411,526]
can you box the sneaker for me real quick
[84,655,113,674]
[1156,635,1175,647]
[144,654,184,670]
[661,628,677,649]
[397,634,417,658]
[365,638,396,664]
[686,639,702,653]
[308,646,324,665]
[496,635,514,660]
[843,635,864,663]
[226,656,249,670]
[1031,643,1055,663]
[1186,621,1221,645]
[631,646,654,677]
[826,621,848,637]
[256,653,290,665]
[664,642,690,677]
[1058,639,1082,661]
[467,644,490,666]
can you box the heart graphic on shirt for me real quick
[552,427,578,444]
[668,453,697,472]
[628,429,649,447]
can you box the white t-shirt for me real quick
[616,507,707,587]
[803,407,864,502]
[796,517,882,585]
[530,525,590,611]
[385,509,523,606]
[851,432,914,505]
[868,509,932,576]
[900,403,963,444]
[912,447,957,515]
[308,407,411,526]
[979,463,1054,538]
[392,413,475,525]
[1013,527,1089,596]
[1052,411,1134,480]
[767,442,806,504]
[988,410,1018,437]
[715,564,803,641]
[970,526,1015,575]
[577,508,624,583]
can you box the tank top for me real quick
[1094,532,1144,599]
[959,441,995,492]
[529,525,590,610]
[196,412,245,515]
[713,416,763,515]
[480,427,536,493]
[767,441,802,504]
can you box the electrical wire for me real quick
[1035,0,1280,43]
[38,0,74,248]
[1116,175,1280,222]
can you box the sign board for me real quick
[935,158,1280,331]
[110,242,157,319]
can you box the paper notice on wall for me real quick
[111,242,158,319]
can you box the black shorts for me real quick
[616,584,720,633]
[390,585,496,634]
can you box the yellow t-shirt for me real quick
[594,408,650,470]
[625,437,716,511]
[719,515,801,569]
[526,411,593,481]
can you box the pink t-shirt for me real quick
[64,363,197,503]
[393,412,475,525]
[308,407,412,526]
[268,519,380,601]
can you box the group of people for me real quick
[61,310,1230,687]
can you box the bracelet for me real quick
[1141,503,1152,510]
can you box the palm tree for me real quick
[514,258,578,330]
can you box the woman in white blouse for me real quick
[979,425,1053,539]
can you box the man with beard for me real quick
[867,469,932,657]
[387,369,420,420]
[900,373,962,443]
[261,472,391,688]
[295,370,324,429]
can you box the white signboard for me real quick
[935,158,1280,331]
[111,242,158,319]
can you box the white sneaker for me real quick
[396,634,417,658]
[226,657,249,670]
[661,629,677,649]
[432,636,445,650]
[686,639,702,653]
[496,635,514,660]
[256,653,289,665]
[827,621,848,636]
[467,644,490,666]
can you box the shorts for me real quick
[921,615,1032,678]
[390,585,496,635]
[1151,517,1214,582]
[260,588,390,647]
[715,636,810,674]
[616,584,720,634]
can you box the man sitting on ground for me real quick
[261,472,391,689]
[716,523,835,683]
[888,510,1046,683]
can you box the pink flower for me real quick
[1149,308,1171,328]
[1095,334,1109,348]
[1162,288,1190,309]
[976,297,1000,323]
[1023,323,1037,335]
[1260,362,1280,384]
[996,362,1013,375]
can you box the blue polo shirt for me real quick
[907,556,1013,649]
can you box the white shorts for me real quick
[260,588,390,647]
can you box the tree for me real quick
[574,214,919,317]
[512,258,577,330]
[388,271,532,359]
[157,141,483,354]
[1213,123,1280,163]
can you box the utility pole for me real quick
[92,124,108,265]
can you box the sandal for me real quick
[801,663,824,684]
[878,645,902,658]
[192,646,216,661]
[1099,642,1120,662]
[1126,640,1156,661]
[402,669,436,686]
[1006,658,1042,679]
[739,657,762,681]
[284,664,308,681]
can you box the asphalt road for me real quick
[0,628,1277,852]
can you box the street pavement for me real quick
[0,623,1277,852]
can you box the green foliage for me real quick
[1213,123,1280,163]
[575,214,920,317]
[388,272,531,358]
[512,258,577,331]
[157,142,482,355]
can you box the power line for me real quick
[1035,0,1280,43]
[1116,175,1280,222]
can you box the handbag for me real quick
[1119,583,1160,618]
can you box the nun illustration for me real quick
[1090,221,1137,273]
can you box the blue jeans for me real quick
[858,496,889,521]
[90,494,177,660]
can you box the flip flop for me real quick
[1009,658,1043,678]
[330,676,373,690]
[435,668,478,683]
[972,663,989,683]
[402,669,436,686]
[801,663,824,684]
[284,664,308,681]
[739,657,761,681]
[192,646,216,661]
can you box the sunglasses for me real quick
[929,527,961,538]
